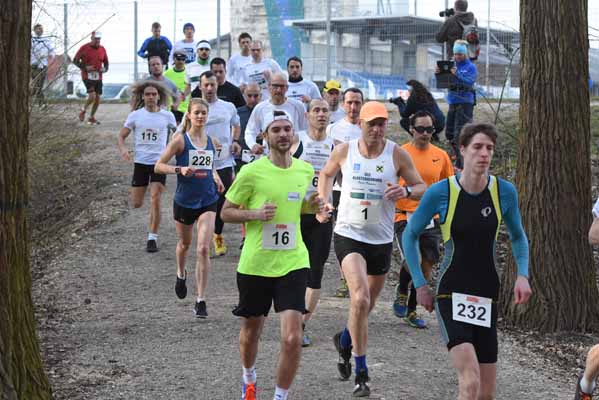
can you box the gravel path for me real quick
[34,104,575,400]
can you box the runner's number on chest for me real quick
[452,292,492,328]
[140,129,159,142]
[262,223,296,250]
[188,150,213,170]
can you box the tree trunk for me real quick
[0,1,53,398]
[500,0,599,332]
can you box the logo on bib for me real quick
[376,165,384,173]
[481,207,492,217]
[353,163,361,171]
[287,192,300,201]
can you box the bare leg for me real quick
[174,221,193,278]
[240,316,266,368]
[367,274,386,313]
[83,92,95,112]
[275,310,303,389]
[583,344,599,390]
[195,211,215,298]
[478,363,497,400]
[90,95,100,117]
[303,288,320,323]
[130,186,147,208]
[148,182,164,234]
[450,343,482,400]
[342,254,370,356]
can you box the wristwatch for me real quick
[174,167,181,175]
[404,186,412,198]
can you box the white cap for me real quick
[92,31,102,39]
[263,111,293,131]
[197,40,211,50]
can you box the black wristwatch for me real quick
[174,167,181,175]
[404,186,412,198]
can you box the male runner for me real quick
[318,101,426,397]
[137,22,172,68]
[191,58,246,108]
[239,40,282,101]
[170,22,197,64]
[74,31,109,125]
[164,48,189,123]
[286,56,321,108]
[117,80,176,252]
[221,110,323,400]
[289,99,334,347]
[227,32,253,86]
[393,110,454,329]
[147,56,180,111]
[184,40,211,96]
[403,123,532,400]
[323,80,345,124]
[326,88,364,298]
[199,71,241,256]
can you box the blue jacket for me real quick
[137,36,173,65]
[446,58,477,105]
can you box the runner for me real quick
[244,73,307,156]
[147,56,180,111]
[326,88,364,298]
[184,40,211,96]
[239,40,282,101]
[199,71,241,256]
[289,99,334,347]
[191,57,246,108]
[286,56,321,108]
[317,101,426,397]
[169,23,198,64]
[323,80,345,124]
[235,83,262,174]
[393,110,454,329]
[154,98,225,318]
[221,110,323,400]
[116,80,176,253]
[227,32,253,86]
[164,48,189,123]
[73,31,109,125]
[403,123,532,400]
[137,22,172,69]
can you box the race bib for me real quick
[262,223,296,250]
[452,293,492,328]
[406,212,434,230]
[188,149,213,170]
[215,144,229,161]
[140,128,159,143]
[249,72,267,89]
[88,71,100,80]
[241,150,261,163]
[347,197,381,226]
[310,171,320,189]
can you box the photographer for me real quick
[435,41,477,169]
[435,0,476,59]
[390,80,445,141]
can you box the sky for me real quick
[33,0,599,83]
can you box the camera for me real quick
[439,8,455,17]
[388,97,405,107]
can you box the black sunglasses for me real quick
[174,55,187,60]
[413,125,435,134]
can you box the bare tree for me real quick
[500,0,599,331]
[1,1,53,398]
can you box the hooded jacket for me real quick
[435,12,477,58]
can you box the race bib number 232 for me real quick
[452,293,492,328]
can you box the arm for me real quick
[317,143,347,216]
[456,64,477,87]
[220,200,275,223]
[244,108,260,151]
[117,127,132,161]
[394,146,426,200]
[400,96,417,118]
[73,47,85,69]
[137,38,150,58]
[103,51,109,73]
[154,134,186,175]
[435,20,450,43]
[590,219,599,245]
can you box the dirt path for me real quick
[35,104,575,399]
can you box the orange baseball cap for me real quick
[359,101,388,122]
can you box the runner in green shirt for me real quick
[221,110,323,400]
[164,47,188,123]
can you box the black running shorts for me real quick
[173,201,217,225]
[300,214,333,289]
[436,298,498,364]
[333,233,393,276]
[131,163,166,187]
[232,268,308,318]
[83,79,103,95]
[395,219,441,264]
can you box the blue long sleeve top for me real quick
[446,58,477,105]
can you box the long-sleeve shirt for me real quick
[446,58,477,105]
[137,36,173,65]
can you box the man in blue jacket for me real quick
[138,22,173,70]
[436,40,477,169]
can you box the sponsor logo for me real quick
[376,165,383,173]
[481,207,492,217]
[353,163,360,171]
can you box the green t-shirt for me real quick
[164,67,189,113]
[226,156,314,277]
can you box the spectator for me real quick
[30,23,55,105]
[435,0,476,59]
[393,80,445,141]
[137,22,172,69]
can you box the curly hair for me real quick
[407,80,434,105]
[129,79,171,110]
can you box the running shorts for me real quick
[173,201,217,225]
[333,233,393,276]
[83,79,103,95]
[395,219,441,263]
[131,163,166,187]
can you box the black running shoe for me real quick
[333,331,352,381]
[194,300,208,318]
[175,275,187,299]
[353,369,370,397]
[146,239,158,253]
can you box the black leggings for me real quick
[215,167,234,235]
[301,214,333,289]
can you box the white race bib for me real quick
[262,223,296,250]
[88,71,100,80]
[347,197,381,226]
[215,144,229,161]
[406,212,435,230]
[241,150,261,163]
[140,128,159,143]
[188,150,213,170]
[452,293,492,328]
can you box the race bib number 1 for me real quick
[262,223,296,250]
[188,149,213,170]
[88,71,100,80]
[347,198,381,226]
[452,293,492,328]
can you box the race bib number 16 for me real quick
[452,293,492,328]
[262,223,296,250]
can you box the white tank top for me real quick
[335,139,397,244]
[297,131,334,200]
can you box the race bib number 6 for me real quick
[188,149,213,170]
[452,293,492,328]
[262,223,296,250]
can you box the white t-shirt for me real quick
[31,36,55,67]
[327,118,362,143]
[171,39,198,64]
[240,58,282,100]
[244,98,308,149]
[287,79,322,107]
[227,53,252,86]
[125,108,177,165]
[205,99,241,170]
[593,197,599,218]
[329,107,346,124]
[184,61,210,92]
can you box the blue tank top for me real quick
[174,133,219,209]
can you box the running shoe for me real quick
[175,275,187,299]
[574,372,594,400]
[353,369,370,397]
[87,117,100,125]
[78,109,86,122]
[333,331,352,381]
[302,332,311,347]
[241,382,257,400]
[146,239,158,253]
[213,234,227,256]
[335,279,350,298]
[194,300,208,318]
[392,293,408,318]
[404,311,427,329]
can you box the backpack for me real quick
[458,21,480,61]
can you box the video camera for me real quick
[439,8,455,17]
[388,97,405,107]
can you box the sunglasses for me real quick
[174,55,187,60]
[413,126,435,134]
